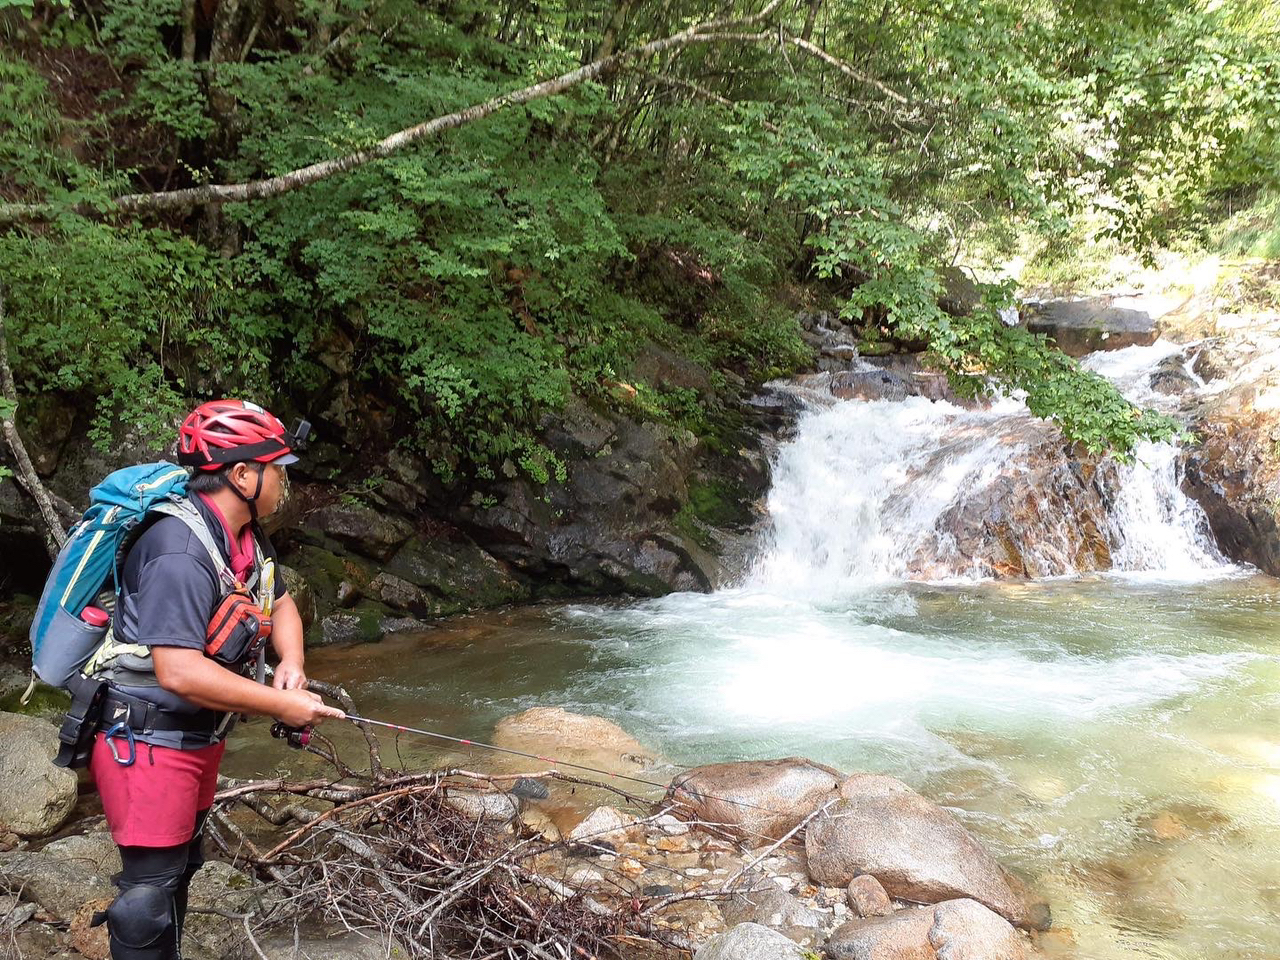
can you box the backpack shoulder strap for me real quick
[150,500,238,593]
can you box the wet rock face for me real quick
[1181,405,1280,577]
[462,406,734,596]
[806,775,1045,931]
[918,427,1119,579]
[668,757,843,842]
[1172,325,1280,577]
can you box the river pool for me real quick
[227,574,1280,960]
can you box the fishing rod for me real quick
[273,713,793,817]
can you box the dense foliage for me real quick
[1,0,1277,477]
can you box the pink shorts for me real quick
[90,734,226,847]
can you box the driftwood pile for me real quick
[205,681,704,960]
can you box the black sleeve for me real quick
[132,553,219,650]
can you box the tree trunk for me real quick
[592,0,636,63]
[0,288,68,560]
[800,0,822,42]
[182,0,197,62]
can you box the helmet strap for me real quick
[227,462,266,522]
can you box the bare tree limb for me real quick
[0,285,68,560]
[0,0,790,224]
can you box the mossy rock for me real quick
[0,682,70,722]
[688,479,752,529]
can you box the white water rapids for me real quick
[751,341,1230,589]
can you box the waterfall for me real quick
[749,343,1232,587]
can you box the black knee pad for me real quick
[105,884,178,960]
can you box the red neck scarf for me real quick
[197,493,256,584]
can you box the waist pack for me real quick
[206,589,272,667]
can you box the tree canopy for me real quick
[1,0,1277,480]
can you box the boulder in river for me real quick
[493,707,659,776]
[694,921,811,960]
[1023,297,1157,356]
[830,368,913,402]
[0,711,78,838]
[668,757,842,842]
[826,898,1030,960]
[805,774,1047,931]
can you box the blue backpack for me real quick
[29,462,189,690]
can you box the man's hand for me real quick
[275,688,345,728]
[273,658,307,691]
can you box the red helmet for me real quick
[177,400,301,470]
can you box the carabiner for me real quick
[103,721,136,766]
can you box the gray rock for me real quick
[307,503,416,562]
[805,775,1044,930]
[444,790,521,823]
[384,536,528,613]
[465,415,730,595]
[568,807,638,846]
[830,369,912,402]
[1149,355,1197,395]
[694,922,810,960]
[847,875,893,918]
[277,563,316,630]
[669,757,842,842]
[185,860,267,960]
[0,712,78,838]
[316,607,387,646]
[0,849,115,920]
[1023,297,1157,356]
[826,899,1029,960]
[41,832,122,876]
[721,886,823,947]
[258,929,407,959]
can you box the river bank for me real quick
[0,698,1056,960]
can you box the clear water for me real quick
[230,576,1280,960]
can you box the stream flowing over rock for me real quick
[750,339,1235,585]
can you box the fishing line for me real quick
[342,714,797,817]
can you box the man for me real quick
[86,399,344,960]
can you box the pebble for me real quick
[686,867,710,877]
[598,854,617,863]
[619,858,646,877]
[655,814,690,836]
